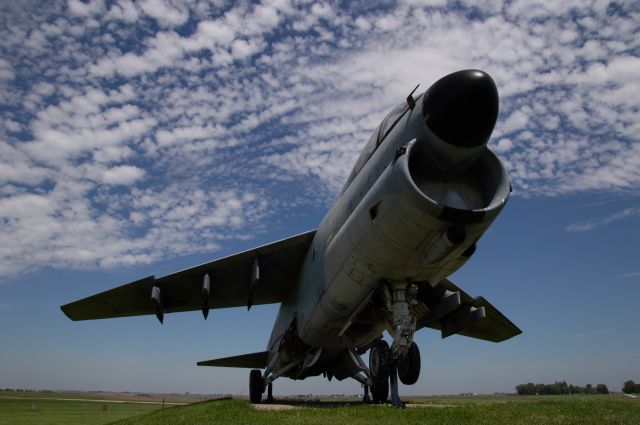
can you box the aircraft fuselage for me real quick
[267,70,511,380]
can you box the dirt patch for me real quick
[252,403,298,410]
[406,403,458,408]
[250,401,459,410]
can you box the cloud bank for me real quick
[0,0,638,276]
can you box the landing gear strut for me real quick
[382,340,420,408]
[389,361,403,408]
[362,384,370,403]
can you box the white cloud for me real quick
[493,138,514,154]
[243,3,282,35]
[0,58,15,80]
[3,119,21,132]
[67,0,104,17]
[102,165,146,185]
[0,193,55,218]
[499,110,529,135]
[574,56,640,86]
[139,0,189,27]
[566,206,640,232]
[196,20,235,45]
[1,0,639,277]
[354,16,371,31]
[106,0,140,22]
[571,329,615,338]
[0,141,50,185]
[231,38,264,60]
[614,272,640,279]
[93,146,135,163]
[310,3,334,20]
[155,124,223,147]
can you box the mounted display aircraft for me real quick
[62,69,521,407]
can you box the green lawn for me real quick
[1,394,637,425]
[0,398,159,425]
[111,395,640,425]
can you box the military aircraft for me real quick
[61,69,521,407]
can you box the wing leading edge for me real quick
[61,230,316,321]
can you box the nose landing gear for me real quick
[397,341,421,385]
[368,339,421,408]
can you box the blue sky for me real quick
[1,0,639,396]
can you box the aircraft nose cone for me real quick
[422,69,499,148]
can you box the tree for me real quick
[584,384,593,394]
[595,384,609,394]
[525,383,537,395]
[547,382,562,395]
[623,380,638,394]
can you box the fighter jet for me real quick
[61,69,521,407]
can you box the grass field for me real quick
[113,395,639,425]
[0,397,159,425]
[2,393,638,424]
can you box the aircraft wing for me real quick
[417,279,521,343]
[61,230,316,321]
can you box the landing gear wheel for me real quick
[249,369,264,403]
[397,341,420,385]
[369,339,391,403]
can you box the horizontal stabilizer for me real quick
[197,351,269,369]
[418,279,521,343]
[455,296,521,342]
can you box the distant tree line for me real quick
[623,380,640,394]
[515,381,609,395]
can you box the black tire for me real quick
[397,341,421,385]
[369,339,391,403]
[249,369,264,403]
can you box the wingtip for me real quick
[60,304,76,321]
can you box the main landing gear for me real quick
[249,370,274,403]
[250,355,301,403]
[369,340,391,403]
[249,369,264,403]
[368,339,421,408]
[362,282,422,407]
